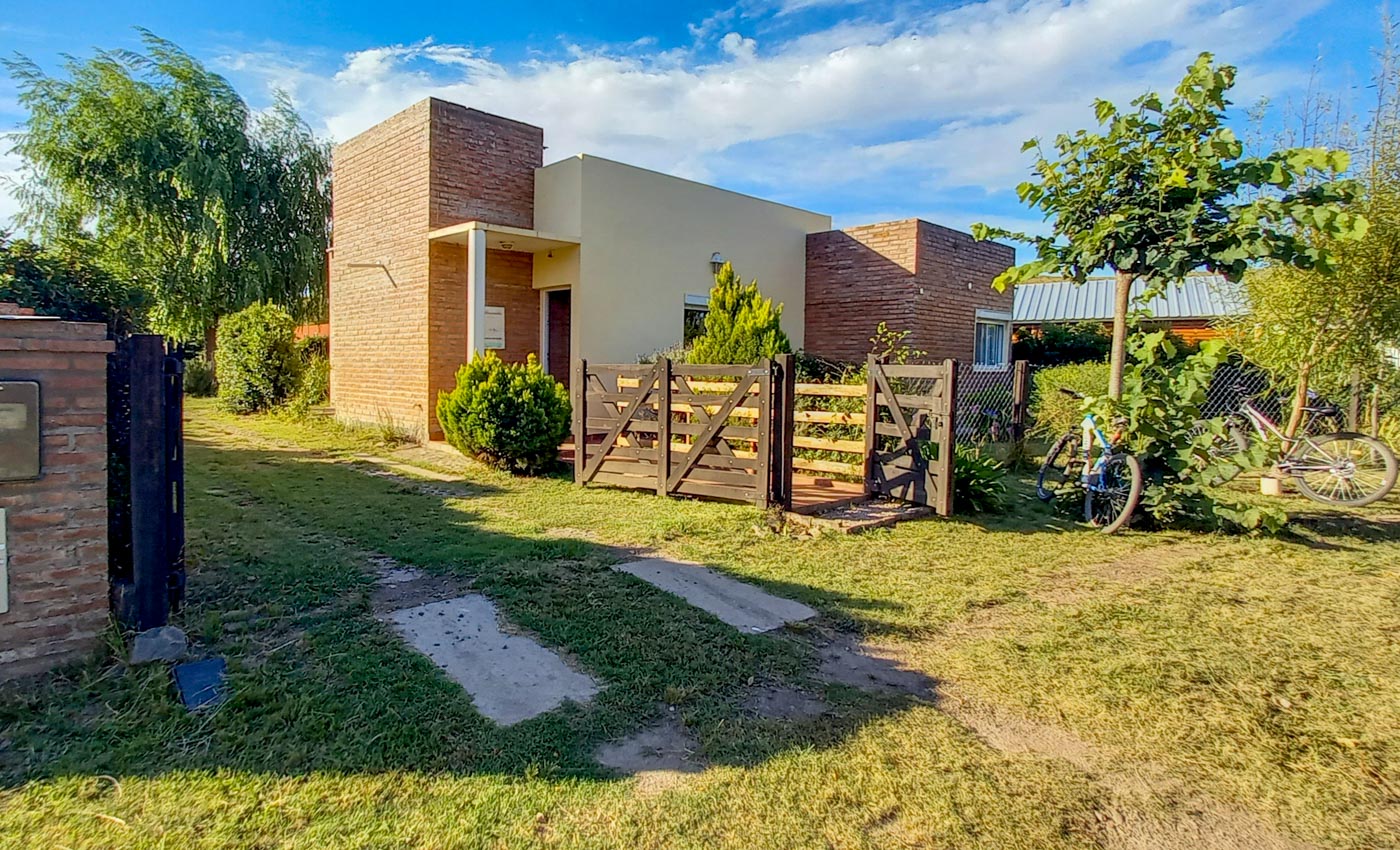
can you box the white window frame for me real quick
[973,309,1013,371]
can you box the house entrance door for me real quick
[545,289,571,383]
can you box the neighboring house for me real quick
[329,98,1012,440]
[1013,274,1244,343]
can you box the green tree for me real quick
[972,53,1367,399]
[688,262,791,364]
[1225,21,1400,439]
[5,31,330,345]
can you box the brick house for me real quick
[329,98,1013,441]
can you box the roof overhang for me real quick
[427,220,580,253]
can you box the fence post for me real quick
[863,354,879,496]
[128,334,170,631]
[657,358,671,496]
[754,359,773,509]
[573,358,587,485]
[774,353,795,511]
[1010,359,1030,443]
[935,359,959,517]
[163,351,186,615]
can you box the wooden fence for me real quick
[573,357,794,507]
[573,355,959,517]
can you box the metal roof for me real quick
[1013,274,1245,324]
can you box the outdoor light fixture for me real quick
[710,252,725,275]
[500,241,515,251]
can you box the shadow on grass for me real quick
[0,433,939,789]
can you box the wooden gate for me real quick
[574,358,789,507]
[864,357,957,516]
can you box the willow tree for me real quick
[5,31,330,344]
[972,53,1367,399]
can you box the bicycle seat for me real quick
[1303,402,1341,416]
[1059,387,1086,400]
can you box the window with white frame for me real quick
[683,293,710,345]
[973,310,1012,370]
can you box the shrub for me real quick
[436,352,570,474]
[1030,361,1110,437]
[1013,321,1110,365]
[287,353,329,414]
[183,357,217,397]
[952,445,1009,514]
[1093,332,1284,533]
[689,262,791,364]
[214,302,301,413]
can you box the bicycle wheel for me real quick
[1290,432,1398,507]
[1037,431,1081,502]
[1085,452,1143,534]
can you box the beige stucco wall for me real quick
[536,155,830,363]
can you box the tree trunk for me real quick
[204,325,218,363]
[1283,362,1312,443]
[1107,270,1134,400]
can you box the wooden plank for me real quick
[590,364,655,375]
[667,373,756,490]
[876,392,943,412]
[586,417,661,433]
[755,359,772,509]
[671,374,737,459]
[792,457,863,476]
[591,471,659,490]
[673,479,755,503]
[598,458,658,477]
[877,364,952,380]
[864,355,879,497]
[669,421,759,440]
[574,359,587,484]
[673,402,760,418]
[776,353,796,510]
[683,466,757,487]
[793,409,865,425]
[621,376,759,394]
[793,434,864,454]
[657,358,671,496]
[672,363,765,377]
[671,442,758,459]
[934,359,958,517]
[871,364,914,442]
[795,382,865,397]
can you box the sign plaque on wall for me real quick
[483,306,506,350]
[0,382,40,482]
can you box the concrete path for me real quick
[388,595,599,725]
[613,558,817,633]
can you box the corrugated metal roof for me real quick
[1013,274,1245,324]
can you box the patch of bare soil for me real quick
[741,684,830,720]
[1036,542,1216,606]
[595,716,705,794]
[814,634,938,698]
[934,686,1320,850]
[368,555,474,615]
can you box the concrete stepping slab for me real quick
[613,558,817,633]
[388,595,599,725]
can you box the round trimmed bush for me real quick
[214,302,301,413]
[436,353,570,474]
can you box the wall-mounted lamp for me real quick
[710,252,725,276]
[500,241,515,251]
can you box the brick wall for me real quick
[0,314,114,680]
[329,100,434,438]
[804,218,1013,365]
[908,220,1015,364]
[331,98,545,439]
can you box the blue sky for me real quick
[0,0,1388,240]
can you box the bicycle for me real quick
[1037,389,1144,534]
[1202,389,1397,507]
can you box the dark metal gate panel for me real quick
[864,357,957,516]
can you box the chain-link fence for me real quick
[953,364,1022,446]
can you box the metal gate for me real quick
[108,334,185,630]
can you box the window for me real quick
[683,293,709,346]
[974,310,1012,370]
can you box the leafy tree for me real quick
[973,53,1367,399]
[688,262,791,364]
[1224,22,1400,438]
[0,232,147,334]
[5,31,330,345]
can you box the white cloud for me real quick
[223,0,1322,212]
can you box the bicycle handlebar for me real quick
[1058,387,1086,400]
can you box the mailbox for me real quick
[0,381,41,481]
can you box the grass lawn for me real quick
[2,399,1397,849]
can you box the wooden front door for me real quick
[546,289,571,383]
